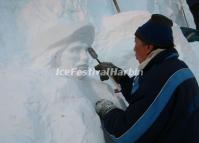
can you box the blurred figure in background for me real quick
[186,0,199,30]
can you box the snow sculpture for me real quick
[26,21,123,143]
[19,1,123,142]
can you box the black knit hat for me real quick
[135,14,174,48]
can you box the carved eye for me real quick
[70,46,81,53]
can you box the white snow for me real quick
[0,0,199,143]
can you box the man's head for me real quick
[134,14,174,63]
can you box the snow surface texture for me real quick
[0,0,199,143]
[109,0,195,28]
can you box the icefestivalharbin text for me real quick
[56,67,141,77]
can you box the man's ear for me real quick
[146,44,154,55]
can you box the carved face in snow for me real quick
[29,22,94,81]
[60,41,89,70]
[42,23,95,79]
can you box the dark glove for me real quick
[95,62,125,83]
[95,99,116,118]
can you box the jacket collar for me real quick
[138,49,165,70]
[141,48,179,73]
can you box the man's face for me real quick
[134,37,152,63]
[61,42,89,70]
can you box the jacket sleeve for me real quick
[119,75,135,103]
[102,94,154,138]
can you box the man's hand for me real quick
[95,62,125,83]
[95,99,116,118]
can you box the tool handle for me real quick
[96,59,101,64]
[113,0,121,13]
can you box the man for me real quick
[95,14,199,143]
[186,0,199,30]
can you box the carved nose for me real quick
[80,49,89,63]
[75,49,89,67]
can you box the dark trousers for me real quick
[190,4,199,30]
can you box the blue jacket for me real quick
[186,0,199,7]
[102,48,199,143]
